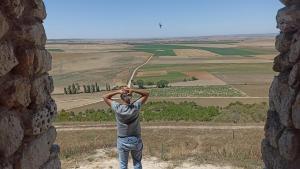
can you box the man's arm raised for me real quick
[103,90,123,107]
[125,88,149,105]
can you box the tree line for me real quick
[64,83,111,95]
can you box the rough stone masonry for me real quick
[0,0,61,169]
[262,0,300,169]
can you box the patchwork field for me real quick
[148,86,245,97]
[50,36,277,111]
[48,44,151,93]
[174,49,218,57]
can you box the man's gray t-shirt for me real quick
[111,99,142,137]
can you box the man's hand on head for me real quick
[103,89,125,107]
[122,87,133,95]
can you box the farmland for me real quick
[132,44,275,57]
[49,36,276,112]
[56,101,267,123]
[148,86,245,97]
[48,36,277,169]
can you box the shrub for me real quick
[56,101,268,123]
[106,83,111,91]
[136,79,145,89]
[146,81,155,85]
[191,76,198,81]
[156,80,169,88]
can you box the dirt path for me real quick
[63,148,243,169]
[56,124,263,132]
[127,55,153,87]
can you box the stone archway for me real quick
[0,0,60,168]
[0,0,300,169]
[262,0,300,169]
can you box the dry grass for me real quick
[174,49,218,57]
[46,43,132,53]
[137,70,168,77]
[49,43,150,94]
[169,71,226,86]
[56,127,264,169]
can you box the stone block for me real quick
[30,74,54,107]
[273,53,293,72]
[280,0,300,6]
[0,42,18,77]
[289,63,300,88]
[269,75,293,127]
[32,0,47,21]
[277,6,300,33]
[12,50,35,76]
[289,31,300,63]
[34,49,52,75]
[1,0,24,18]
[40,157,61,169]
[262,139,289,169]
[265,110,285,148]
[0,163,13,169]
[292,92,300,129]
[25,99,57,135]
[49,144,60,159]
[276,32,293,53]
[17,127,57,169]
[0,11,9,40]
[278,129,300,160]
[0,108,23,158]
[0,76,31,108]
[16,23,47,47]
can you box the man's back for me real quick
[111,99,142,137]
[103,87,149,169]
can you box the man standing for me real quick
[103,87,149,169]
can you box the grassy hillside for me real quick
[56,101,267,123]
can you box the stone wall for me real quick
[0,0,61,169]
[262,0,300,169]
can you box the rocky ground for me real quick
[62,148,242,169]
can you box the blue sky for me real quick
[44,0,283,39]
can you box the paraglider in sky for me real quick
[159,22,163,29]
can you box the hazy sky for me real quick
[44,0,284,39]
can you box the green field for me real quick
[172,40,240,44]
[136,71,188,83]
[132,44,273,57]
[198,47,267,56]
[139,63,274,76]
[47,48,65,52]
[56,101,267,123]
[148,86,245,97]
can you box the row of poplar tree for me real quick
[64,83,111,94]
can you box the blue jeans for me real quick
[117,136,143,169]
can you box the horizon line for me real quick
[47,32,278,41]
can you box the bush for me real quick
[213,102,268,123]
[156,80,169,88]
[56,109,115,122]
[146,81,155,85]
[56,101,268,123]
[191,76,198,81]
[136,79,145,89]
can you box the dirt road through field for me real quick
[127,55,153,87]
[56,124,263,131]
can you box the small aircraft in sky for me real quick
[159,22,163,29]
